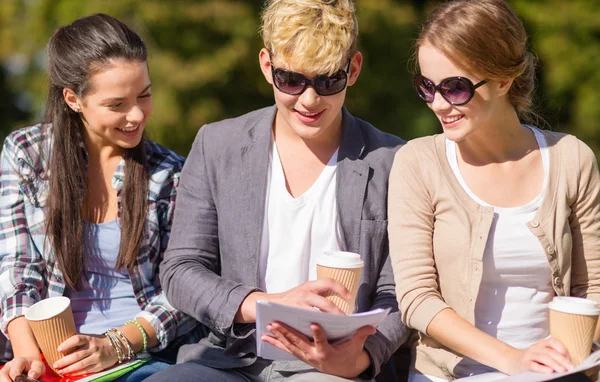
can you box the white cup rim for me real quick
[24,296,71,321]
[548,296,600,316]
[316,251,364,269]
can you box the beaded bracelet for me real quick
[105,330,122,363]
[104,329,124,364]
[110,328,135,362]
[125,319,148,353]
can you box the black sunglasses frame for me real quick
[271,58,352,96]
[413,74,488,106]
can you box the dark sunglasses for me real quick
[413,74,488,106]
[271,59,351,96]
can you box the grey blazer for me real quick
[160,106,410,378]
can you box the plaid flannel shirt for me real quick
[0,335,11,363]
[0,124,196,351]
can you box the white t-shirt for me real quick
[258,139,343,293]
[446,126,554,378]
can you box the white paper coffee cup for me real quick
[25,296,77,373]
[316,251,364,314]
[548,296,600,365]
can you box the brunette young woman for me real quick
[0,14,197,382]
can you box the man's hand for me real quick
[261,322,375,378]
[236,279,350,323]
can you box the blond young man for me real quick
[145,1,409,381]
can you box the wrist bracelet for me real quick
[110,329,135,362]
[104,329,124,364]
[126,319,148,353]
[104,330,121,363]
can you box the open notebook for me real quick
[17,354,151,382]
[459,348,600,381]
[65,356,149,382]
[256,300,390,361]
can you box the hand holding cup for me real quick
[24,297,77,375]
[549,296,600,366]
[316,251,364,314]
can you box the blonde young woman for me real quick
[388,0,600,381]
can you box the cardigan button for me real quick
[554,277,562,288]
[548,246,555,255]
[530,220,540,228]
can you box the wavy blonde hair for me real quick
[261,0,358,75]
[417,0,540,124]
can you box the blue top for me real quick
[65,219,141,334]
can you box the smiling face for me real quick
[417,43,505,143]
[259,48,362,143]
[64,59,152,155]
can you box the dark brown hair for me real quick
[44,14,148,290]
[416,0,539,124]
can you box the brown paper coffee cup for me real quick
[316,251,364,314]
[25,296,77,374]
[549,296,600,366]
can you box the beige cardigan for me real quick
[388,130,600,380]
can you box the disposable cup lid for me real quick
[25,296,71,321]
[548,296,600,316]
[316,251,364,269]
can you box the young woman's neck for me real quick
[82,132,123,166]
[456,106,535,166]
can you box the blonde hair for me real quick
[417,0,539,124]
[260,0,358,75]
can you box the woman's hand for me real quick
[52,334,118,376]
[0,357,45,382]
[504,337,574,375]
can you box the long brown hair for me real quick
[44,14,149,290]
[416,0,540,125]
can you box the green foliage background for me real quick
[1,0,599,156]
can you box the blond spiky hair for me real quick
[260,0,358,75]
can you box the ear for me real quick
[347,51,363,87]
[496,78,514,97]
[259,48,274,85]
[63,88,81,112]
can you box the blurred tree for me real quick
[0,0,598,157]
[0,66,30,139]
[512,0,600,153]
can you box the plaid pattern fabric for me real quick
[0,335,11,364]
[0,124,196,351]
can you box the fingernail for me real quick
[53,363,58,369]
[57,347,62,352]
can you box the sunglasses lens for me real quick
[314,70,348,96]
[273,69,306,95]
[413,75,435,102]
[441,78,473,105]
